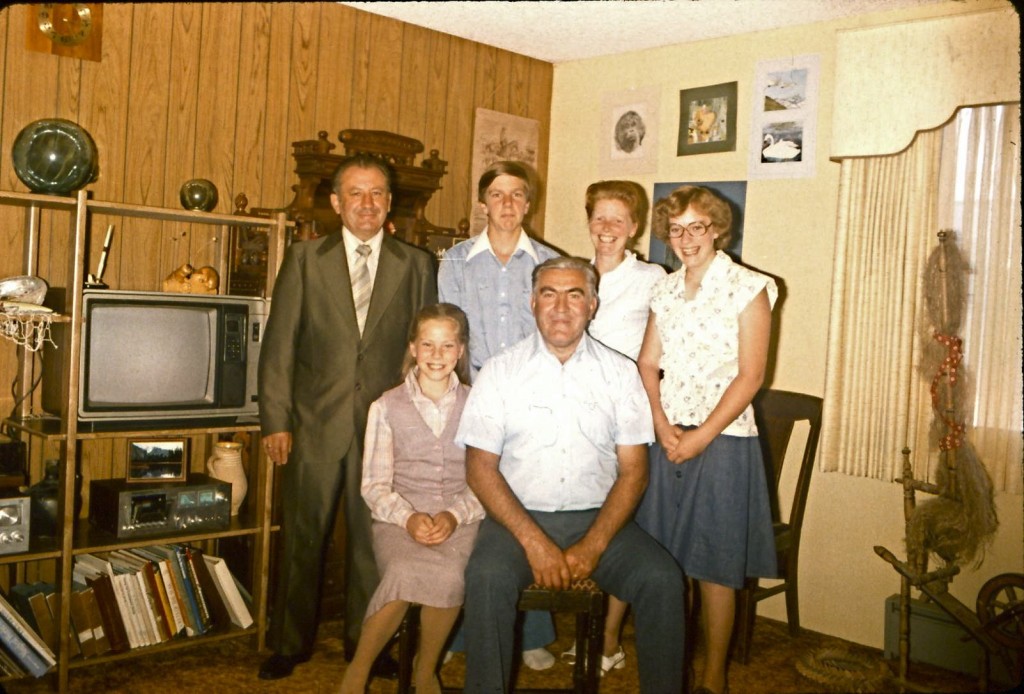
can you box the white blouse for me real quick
[650,251,777,437]
[589,252,666,361]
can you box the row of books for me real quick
[0,545,253,677]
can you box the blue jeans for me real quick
[463,511,685,693]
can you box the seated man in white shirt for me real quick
[457,256,685,693]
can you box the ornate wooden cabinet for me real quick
[227,129,468,298]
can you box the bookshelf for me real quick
[0,189,290,691]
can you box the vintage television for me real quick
[42,289,266,429]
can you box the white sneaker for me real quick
[522,647,556,670]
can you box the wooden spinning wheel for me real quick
[977,573,1024,651]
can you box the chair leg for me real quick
[735,582,756,664]
[397,606,418,694]
[785,573,801,636]
[583,606,603,694]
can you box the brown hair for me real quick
[584,180,648,234]
[401,303,471,384]
[330,153,393,195]
[477,160,533,203]
[651,185,733,250]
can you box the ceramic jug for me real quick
[206,441,247,516]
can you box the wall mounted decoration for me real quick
[748,54,820,179]
[648,180,748,273]
[470,108,540,235]
[25,3,104,62]
[677,82,738,156]
[600,87,660,176]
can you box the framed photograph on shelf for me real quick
[600,87,660,176]
[126,437,188,483]
[677,82,738,156]
[748,54,820,179]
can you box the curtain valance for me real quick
[831,7,1019,159]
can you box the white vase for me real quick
[207,441,247,516]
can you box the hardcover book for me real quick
[190,548,232,630]
[0,592,55,677]
[68,588,98,657]
[81,587,111,655]
[202,554,254,629]
[81,572,130,653]
[44,592,81,657]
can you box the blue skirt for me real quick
[635,430,778,589]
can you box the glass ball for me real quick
[11,118,99,195]
[179,178,219,212]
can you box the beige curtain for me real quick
[920,104,1022,493]
[823,105,1022,494]
[820,129,941,480]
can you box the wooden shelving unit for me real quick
[0,189,290,692]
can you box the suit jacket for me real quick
[258,231,437,463]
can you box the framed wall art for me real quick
[600,87,660,176]
[126,437,189,483]
[648,180,748,272]
[748,54,820,179]
[470,108,540,235]
[677,82,738,156]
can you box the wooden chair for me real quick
[733,389,823,663]
[397,579,606,694]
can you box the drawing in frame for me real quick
[126,437,188,483]
[469,108,540,236]
[677,82,738,156]
[748,54,820,179]
[600,86,660,176]
[647,180,748,273]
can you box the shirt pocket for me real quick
[576,396,617,449]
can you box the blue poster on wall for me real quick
[647,180,747,273]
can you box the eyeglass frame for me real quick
[667,221,715,238]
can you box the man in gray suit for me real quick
[257,153,437,680]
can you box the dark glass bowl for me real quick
[11,118,99,195]
[179,178,219,212]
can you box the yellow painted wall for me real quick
[544,0,1022,648]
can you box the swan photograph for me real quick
[760,122,803,163]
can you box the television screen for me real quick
[85,304,216,407]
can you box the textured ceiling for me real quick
[340,0,944,64]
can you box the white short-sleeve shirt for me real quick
[650,250,777,437]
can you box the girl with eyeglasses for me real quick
[635,185,778,694]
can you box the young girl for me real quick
[340,303,483,694]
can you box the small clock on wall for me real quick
[25,3,104,62]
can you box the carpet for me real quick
[1,614,993,693]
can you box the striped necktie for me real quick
[352,244,372,335]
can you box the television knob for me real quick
[9,531,23,542]
[0,532,8,543]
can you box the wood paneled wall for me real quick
[0,3,553,414]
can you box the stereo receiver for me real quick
[89,474,231,539]
[0,494,30,555]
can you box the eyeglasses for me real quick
[667,221,714,238]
